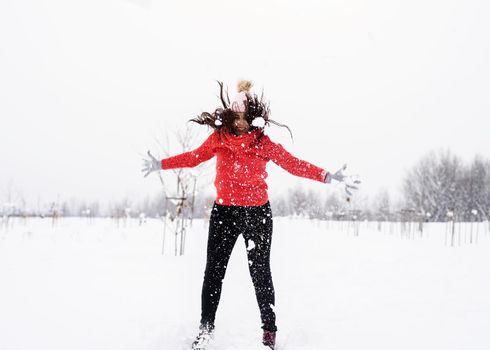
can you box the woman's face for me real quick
[233,112,250,136]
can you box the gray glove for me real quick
[141,150,161,177]
[326,164,361,197]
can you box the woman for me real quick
[142,80,357,350]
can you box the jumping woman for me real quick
[142,80,358,349]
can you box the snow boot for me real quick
[262,330,276,349]
[191,324,214,350]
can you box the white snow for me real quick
[246,240,256,251]
[252,118,266,128]
[1,218,489,350]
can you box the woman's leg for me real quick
[243,202,277,332]
[200,203,240,328]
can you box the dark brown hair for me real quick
[189,81,293,140]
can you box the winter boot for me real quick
[262,330,276,349]
[191,324,214,350]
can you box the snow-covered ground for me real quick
[1,217,489,350]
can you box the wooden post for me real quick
[471,209,478,244]
[445,210,454,246]
[446,210,455,247]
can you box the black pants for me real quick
[200,201,277,332]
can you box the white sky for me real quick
[1,0,489,206]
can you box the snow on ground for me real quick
[1,217,489,350]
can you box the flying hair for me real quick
[189,81,293,141]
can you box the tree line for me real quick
[403,150,490,221]
[2,150,489,222]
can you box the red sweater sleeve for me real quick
[262,136,327,183]
[161,132,216,170]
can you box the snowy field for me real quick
[1,217,489,350]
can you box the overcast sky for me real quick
[1,0,489,207]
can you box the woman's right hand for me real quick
[141,150,161,177]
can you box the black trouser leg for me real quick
[200,204,240,327]
[200,202,277,332]
[243,203,277,332]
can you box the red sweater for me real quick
[161,129,327,206]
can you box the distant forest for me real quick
[2,150,490,222]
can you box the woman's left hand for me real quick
[326,164,361,197]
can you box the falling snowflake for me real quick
[252,117,265,128]
[247,240,256,251]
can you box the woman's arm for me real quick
[262,136,328,183]
[162,132,217,170]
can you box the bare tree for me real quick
[372,189,391,221]
[403,150,490,221]
[155,123,212,255]
[288,186,309,218]
[307,189,324,219]
[324,193,341,219]
[460,156,489,220]
[403,150,463,221]
[270,195,290,217]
